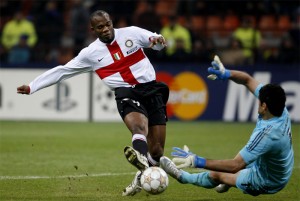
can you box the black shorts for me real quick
[114,81,169,126]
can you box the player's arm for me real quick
[131,26,166,50]
[17,48,93,95]
[17,67,67,95]
[204,153,247,173]
[207,55,259,94]
[229,70,260,94]
[172,146,246,173]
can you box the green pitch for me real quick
[0,121,299,201]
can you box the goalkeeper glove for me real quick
[207,55,231,80]
[171,146,206,169]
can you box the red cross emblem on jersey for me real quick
[96,41,145,85]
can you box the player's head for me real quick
[90,10,114,43]
[259,84,286,117]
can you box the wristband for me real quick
[223,70,231,80]
[194,156,206,168]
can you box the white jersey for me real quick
[29,26,165,94]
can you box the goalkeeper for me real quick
[160,56,294,196]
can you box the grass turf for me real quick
[0,121,299,201]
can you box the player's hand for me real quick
[171,146,196,168]
[149,35,166,48]
[17,85,30,94]
[207,55,231,80]
[171,146,206,169]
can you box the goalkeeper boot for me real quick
[122,171,142,196]
[215,184,230,193]
[160,156,182,180]
[124,146,149,171]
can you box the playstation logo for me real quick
[43,82,77,111]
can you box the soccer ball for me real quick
[140,166,169,195]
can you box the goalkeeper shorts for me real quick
[236,167,286,196]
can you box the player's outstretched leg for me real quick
[160,156,182,180]
[122,171,142,196]
[161,156,220,189]
[215,184,230,193]
[124,146,149,171]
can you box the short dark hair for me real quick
[259,84,286,116]
[90,10,109,22]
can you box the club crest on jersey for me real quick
[113,52,122,60]
[125,39,133,47]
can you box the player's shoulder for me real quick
[77,39,104,60]
[258,116,288,140]
[85,38,106,52]
[88,38,101,47]
[118,26,143,32]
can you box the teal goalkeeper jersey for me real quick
[239,84,294,187]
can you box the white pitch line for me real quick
[0,172,135,180]
[1,166,299,181]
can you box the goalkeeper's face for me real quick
[91,13,114,44]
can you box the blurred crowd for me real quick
[0,0,299,67]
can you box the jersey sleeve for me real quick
[254,83,264,98]
[239,125,273,164]
[29,48,93,94]
[130,26,165,51]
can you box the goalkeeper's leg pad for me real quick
[124,146,149,171]
[122,171,142,196]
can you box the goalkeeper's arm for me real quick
[229,70,260,94]
[207,55,260,94]
[172,146,247,173]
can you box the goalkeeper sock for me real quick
[180,171,218,189]
[132,134,148,156]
